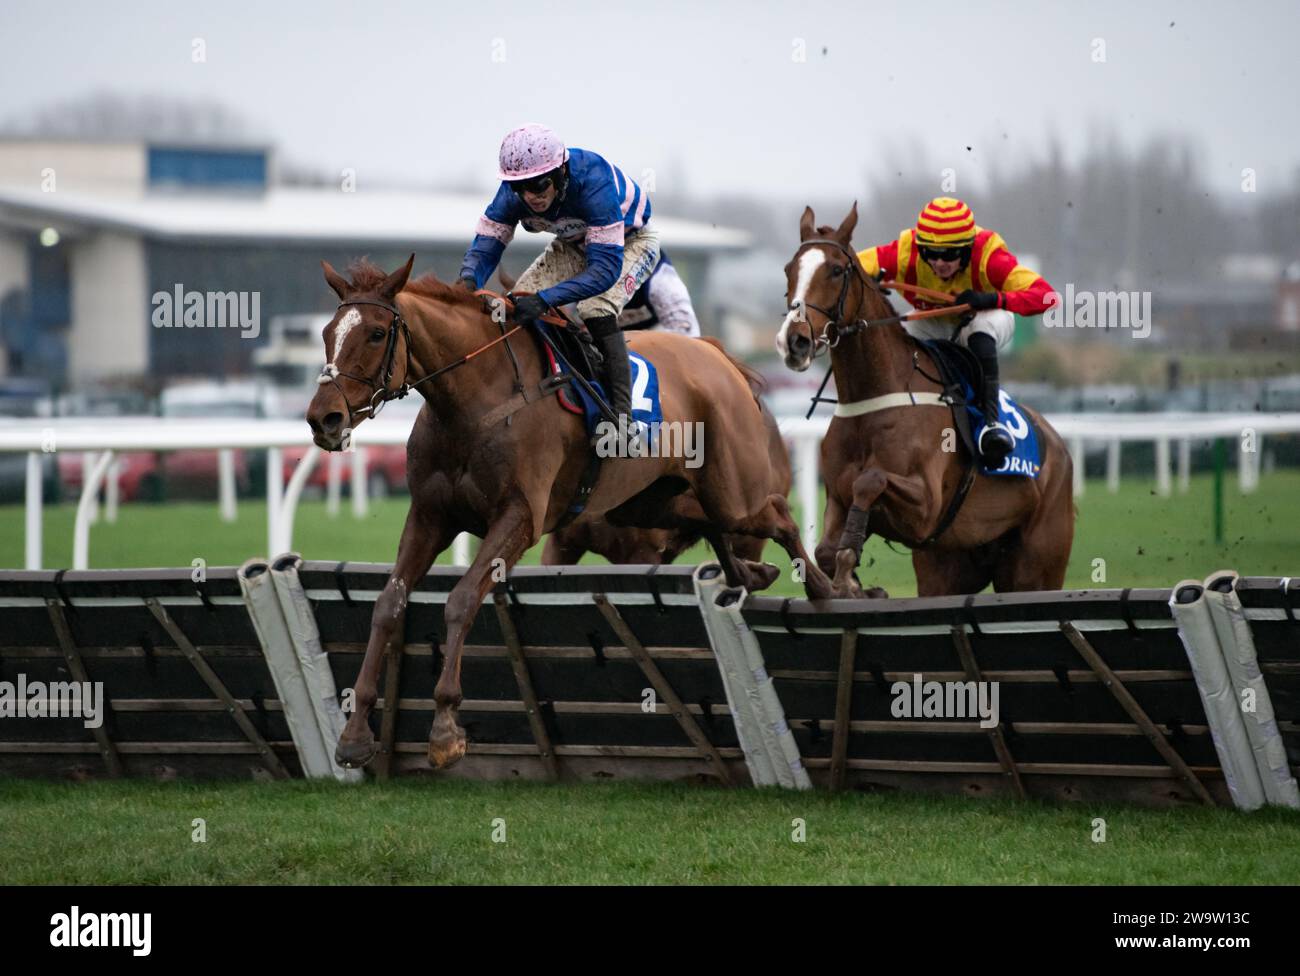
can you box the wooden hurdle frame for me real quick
[1,564,1296,808]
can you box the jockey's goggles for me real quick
[918,244,972,264]
[509,173,556,196]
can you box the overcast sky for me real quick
[3,0,1297,201]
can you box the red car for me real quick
[280,443,408,498]
[59,449,251,502]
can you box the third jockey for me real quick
[458,124,659,445]
[616,251,702,337]
[856,197,1056,466]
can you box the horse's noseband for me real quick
[320,292,530,432]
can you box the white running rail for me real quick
[2,411,1298,570]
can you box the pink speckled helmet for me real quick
[497,124,569,181]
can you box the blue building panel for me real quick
[148,146,267,189]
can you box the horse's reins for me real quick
[321,290,565,429]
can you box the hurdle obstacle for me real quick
[1,562,1296,809]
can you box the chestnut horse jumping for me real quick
[306,256,833,769]
[776,205,1074,597]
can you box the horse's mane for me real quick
[345,259,484,308]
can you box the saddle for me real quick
[473,298,614,531]
[477,298,613,428]
[913,337,984,461]
[527,313,608,416]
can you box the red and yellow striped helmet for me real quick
[915,197,977,247]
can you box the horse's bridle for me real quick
[320,293,530,431]
[786,237,896,355]
[319,298,414,428]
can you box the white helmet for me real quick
[498,123,569,181]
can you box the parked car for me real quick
[280,395,420,497]
[62,381,264,502]
[0,378,59,503]
[0,452,58,504]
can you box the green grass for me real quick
[1,778,1297,885]
[3,470,1297,597]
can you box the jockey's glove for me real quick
[456,275,478,292]
[954,289,1000,312]
[512,293,549,323]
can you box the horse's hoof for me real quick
[829,575,865,600]
[748,562,781,592]
[831,548,860,594]
[335,734,378,769]
[863,586,889,599]
[427,728,467,770]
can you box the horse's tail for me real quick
[699,336,767,399]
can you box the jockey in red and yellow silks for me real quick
[856,197,1057,464]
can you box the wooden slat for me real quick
[593,594,734,785]
[494,594,560,781]
[0,741,296,755]
[802,757,1229,778]
[392,742,747,759]
[770,668,1195,683]
[144,598,289,780]
[788,718,1212,736]
[108,698,284,712]
[392,698,710,716]
[952,625,1025,800]
[1061,621,1216,806]
[829,628,857,791]
[44,599,124,778]
[321,642,715,661]
[1,644,264,659]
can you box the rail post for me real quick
[1213,437,1225,545]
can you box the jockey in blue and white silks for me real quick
[458,125,660,442]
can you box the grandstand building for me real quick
[0,139,748,386]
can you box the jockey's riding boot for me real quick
[586,315,636,455]
[967,332,1014,466]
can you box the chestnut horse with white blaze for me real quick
[306,256,834,770]
[776,205,1074,596]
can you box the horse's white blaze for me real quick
[330,308,362,367]
[776,249,825,357]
